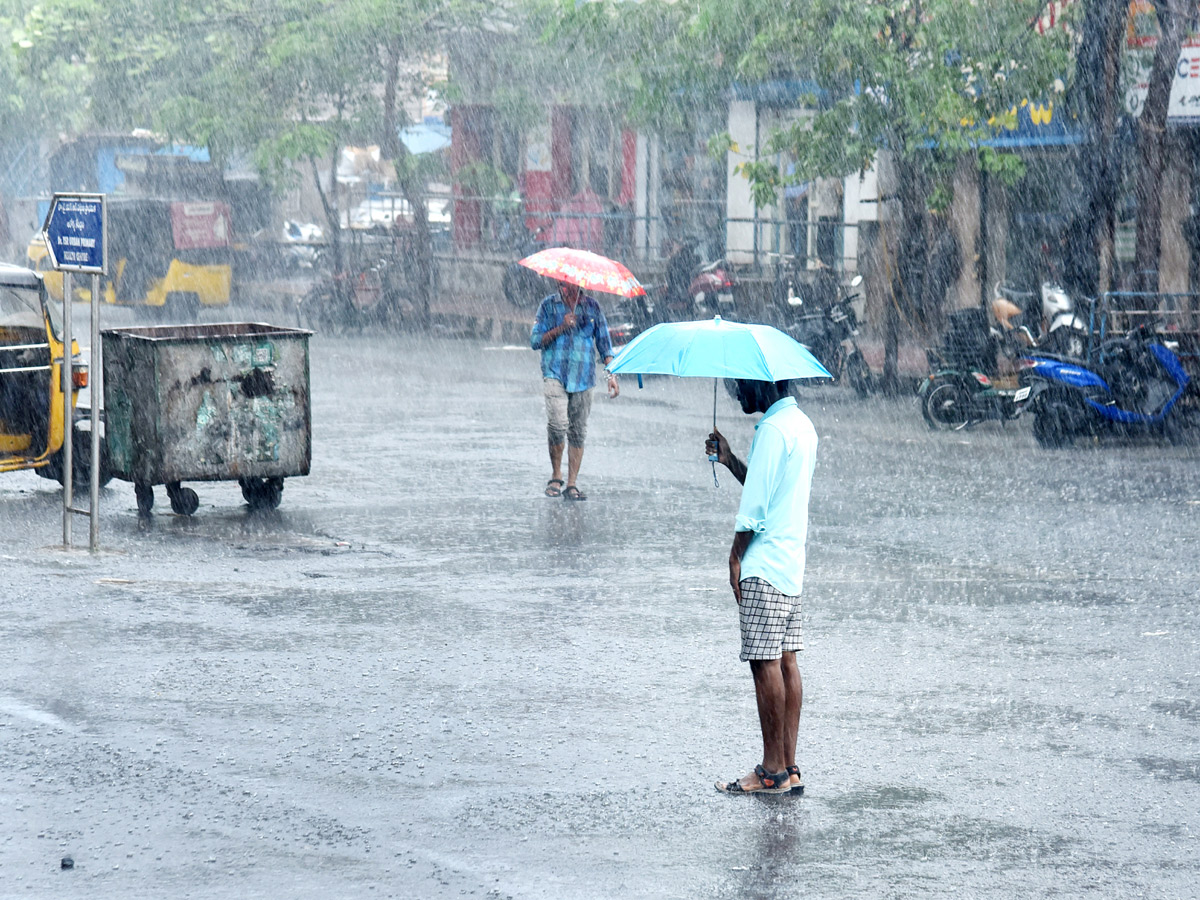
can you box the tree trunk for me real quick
[311,146,345,280]
[883,153,926,395]
[380,39,434,327]
[1132,0,1189,291]
[1071,0,1126,296]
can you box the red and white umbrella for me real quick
[518,247,646,298]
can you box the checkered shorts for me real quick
[738,577,803,661]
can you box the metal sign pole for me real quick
[43,193,106,550]
[62,271,73,548]
[89,272,101,550]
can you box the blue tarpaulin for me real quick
[399,117,451,155]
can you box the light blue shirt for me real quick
[735,396,818,596]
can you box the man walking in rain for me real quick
[706,379,817,795]
[531,278,619,501]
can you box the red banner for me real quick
[170,201,232,250]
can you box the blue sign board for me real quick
[41,193,106,273]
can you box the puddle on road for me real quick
[0,696,80,732]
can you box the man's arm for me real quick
[591,302,619,396]
[540,318,574,348]
[727,425,785,603]
[706,428,747,484]
[728,530,754,604]
[530,299,574,350]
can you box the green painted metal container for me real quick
[102,323,311,512]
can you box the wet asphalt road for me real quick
[2,309,1200,899]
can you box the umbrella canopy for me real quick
[518,247,646,298]
[607,316,832,381]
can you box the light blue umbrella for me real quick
[608,315,831,381]
[607,316,830,484]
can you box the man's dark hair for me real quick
[735,378,791,410]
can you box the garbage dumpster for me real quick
[103,322,311,516]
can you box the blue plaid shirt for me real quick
[530,293,614,393]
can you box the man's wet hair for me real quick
[732,378,790,409]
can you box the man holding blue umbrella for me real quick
[708,379,818,795]
[606,312,828,794]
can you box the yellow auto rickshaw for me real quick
[0,263,96,484]
[28,197,233,317]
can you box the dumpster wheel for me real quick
[240,477,284,511]
[166,482,200,516]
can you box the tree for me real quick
[359,0,494,324]
[1068,0,1126,297]
[559,0,1070,391]
[719,0,1070,391]
[1131,0,1195,291]
[14,0,483,322]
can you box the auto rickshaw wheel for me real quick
[41,427,113,488]
[165,481,200,516]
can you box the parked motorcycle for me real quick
[607,293,660,349]
[919,307,1030,429]
[993,280,1090,359]
[689,258,739,318]
[303,258,412,331]
[283,220,324,270]
[659,241,739,320]
[1019,322,1193,448]
[783,274,872,397]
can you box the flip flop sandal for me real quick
[787,765,805,795]
[715,764,791,795]
[545,479,564,497]
[562,485,587,501]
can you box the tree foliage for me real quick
[559,0,1071,201]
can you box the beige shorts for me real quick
[544,378,593,447]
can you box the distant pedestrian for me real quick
[530,279,619,501]
[706,379,817,795]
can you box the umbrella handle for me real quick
[710,378,719,486]
[708,378,719,461]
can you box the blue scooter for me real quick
[1019,324,1193,448]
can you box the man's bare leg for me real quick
[749,658,789,775]
[781,651,802,768]
[549,442,564,483]
[566,444,584,489]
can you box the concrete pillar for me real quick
[949,159,980,310]
[635,133,650,255]
[726,100,757,265]
[1158,137,1190,295]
